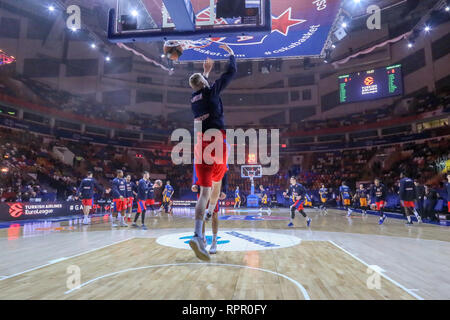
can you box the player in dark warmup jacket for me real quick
[188,44,237,261]
[125,175,137,222]
[399,172,421,225]
[283,176,311,228]
[145,178,158,217]
[77,171,103,225]
[133,171,150,229]
[371,178,387,225]
[111,170,128,227]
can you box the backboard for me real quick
[109,0,271,41]
[108,0,342,61]
[241,165,262,179]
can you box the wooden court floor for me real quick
[0,208,449,300]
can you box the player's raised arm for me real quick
[203,58,214,79]
[211,44,237,96]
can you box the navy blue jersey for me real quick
[355,188,368,199]
[77,177,102,199]
[137,179,149,200]
[287,183,306,200]
[125,181,136,198]
[191,55,236,132]
[371,184,387,202]
[319,187,328,199]
[339,186,352,199]
[111,177,126,199]
[399,177,416,201]
[147,180,155,200]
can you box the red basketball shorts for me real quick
[82,198,93,207]
[448,201,450,213]
[145,199,155,206]
[194,131,228,188]
[137,200,146,213]
[401,201,415,208]
[293,199,304,211]
[375,201,385,211]
[127,197,133,208]
[113,198,127,212]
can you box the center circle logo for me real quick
[364,76,374,86]
[156,230,301,252]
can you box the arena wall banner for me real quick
[0,201,83,222]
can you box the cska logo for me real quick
[8,203,24,218]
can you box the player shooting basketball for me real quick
[188,44,236,261]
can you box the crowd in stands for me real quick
[287,91,450,134]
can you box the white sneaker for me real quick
[347,210,352,217]
[112,223,119,227]
[417,216,422,224]
[189,236,210,261]
[120,221,128,227]
[209,242,217,254]
[268,209,271,216]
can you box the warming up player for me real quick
[354,184,369,215]
[77,171,103,225]
[319,184,329,215]
[162,181,174,214]
[259,185,271,215]
[283,176,312,228]
[371,178,387,225]
[146,178,161,217]
[111,170,128,227]
[188,44,236,261]
[133,171,150,230]
[234,186,241,208]
[399,172,422,225]
[339,181,353,217]
[125,174,137,222]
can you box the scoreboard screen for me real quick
[338,64,403,104]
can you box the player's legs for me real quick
[288,200,311,227]
[209,209,219,254]
[207,180,222,214]
[81,199,92,224]
[377,201,386,224]
[190,185,211,261]
[127,198,133,221]
[112,199,122,227]
[344,199,352,216]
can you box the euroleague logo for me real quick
[157,230,301,252]
[8,203,24,218]
[364,77,375,86]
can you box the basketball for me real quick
[155,179,163,188]
[163,42,183,61]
